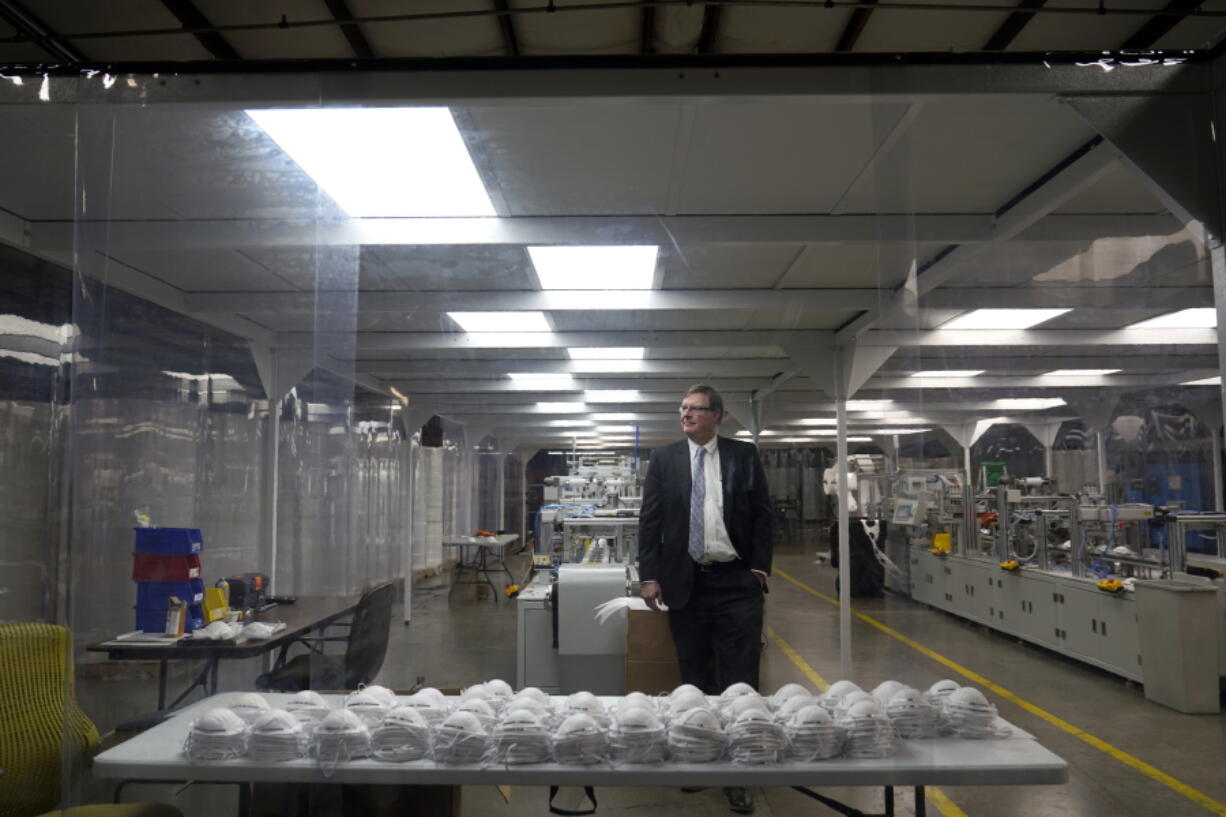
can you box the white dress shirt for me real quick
[688,437,738,563]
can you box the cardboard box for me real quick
[164,596,186,637]
[625,609,682,693]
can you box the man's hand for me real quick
[641,580,663,611]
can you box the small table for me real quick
[442,534,519,604]
[95,692,1069,817]
[88,594,361,711]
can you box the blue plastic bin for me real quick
[134,527,203,555]
[136,579,205,607]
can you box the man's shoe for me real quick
[725,787,754,814]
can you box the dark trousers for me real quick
[667,563,765,694]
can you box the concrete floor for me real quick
[81,539,1226,817]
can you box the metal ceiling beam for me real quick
[860,327,1217,347]
[1121,0,1202,49]
[879,353,1219,370]
[0,0,84,62]
[376,377,777,394]
[835,138,1124,343]
[182,285,1211,315]
[358,358,790,376]
[34,213,1178,252]
[695,4,722,54]
[836,0,877,52]
[280,329,831,351]
[159,0,240,61]
[492,0,521,56]
[982,0,1047,51]
[324,0,376,59]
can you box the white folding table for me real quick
[95,692,1068,817]
[441,534,519,603]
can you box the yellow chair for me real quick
[0,622,183,817]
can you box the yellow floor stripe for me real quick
[773,568,1226,817]
[765,625,968,817]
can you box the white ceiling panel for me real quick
[464,105,679,216]
[236,246,385,291]
[1008,0,1168,51]
[1152,0,1226,50]
[778,244,916,289]
[675,102,907,215]
[511,1,640,54]
[350,0,504,57]
[839,100,1095,214]
[854,0,1006,52]
[548,309,776,331]
[197,1,354,60]
[366,245,537,291]
[0,109,75,220]
[662,244,802,289]
[109,249,302,292]
[715,4,852,53]
[1054,164,1167,214]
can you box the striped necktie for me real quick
[689,446,705,562]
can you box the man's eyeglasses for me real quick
[679,405,716,415]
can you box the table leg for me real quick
[884,785,894,817]
[915,786,926,817]
[209,657,220,695]
[157,658,168,710]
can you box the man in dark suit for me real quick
[638,384,772,814]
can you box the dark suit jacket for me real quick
[638,435,773,609]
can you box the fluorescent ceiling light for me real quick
[547,419,594,427]
[796,418,837,426]
[1128,308,1217,329]
[734,430,778,437]
[528,246,658,290]
[448,311,550,332]
[584,390,641,402]
[941,308,1071,330]
[1043,369,1120,377]
[592,412,638,421]
[1182,376,1221,386]
[993,398,1067,410]
[775,436,873,443]
[245,107,494,217]
[508,372,575,390]
[569,360,646,373]
[597,425,637,433]
[870,427,932,435]
[911,370,984,378]
[846,400,894,411]
[568,347,646,359]
[537,402,587,413]
[563,431,599,437]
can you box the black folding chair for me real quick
[256,581,396,691]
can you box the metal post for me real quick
[1096,431,1108,498]
[836,396,851,679]
[1213,428,1224,512]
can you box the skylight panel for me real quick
[1043,369,1120,377]
[537,402,587,413]
[447,312,551,332]
[1128,308,1217,329]
[911,370,984,378]
[528,246,658,290]
[584,390,641,402]
[941,309,1071,330]
[993,398,1067,410]
[246,107,494,217]
[567,347,646,359]
[508,373,575,390]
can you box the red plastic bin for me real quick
[132,553,201,581]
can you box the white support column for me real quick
[836,394,851,680]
